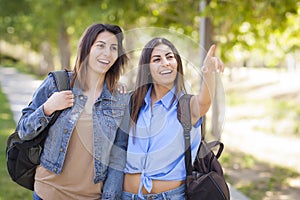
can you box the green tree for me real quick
[1,0,300,72]
[205,0,300,66]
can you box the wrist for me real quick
[43,103,54,116]
[203,70,215,80]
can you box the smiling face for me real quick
[149,44,178,88]
[88,31,118,75]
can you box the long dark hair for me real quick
[130,37,186,129]
[71,23,128,92]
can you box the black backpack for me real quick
[5,70,69,191]
[177,94,230,200]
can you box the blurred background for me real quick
[0,0,299,199]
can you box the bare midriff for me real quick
[123,173,185,194]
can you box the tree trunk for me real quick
[58,22,71,70]
[199,0,224,140]
[205,17,223,140]
[199,0,214,139]
[39,41,54,76]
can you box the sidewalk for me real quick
[222,68,300,174]
[0,66,250,200]
[0,67,42,122]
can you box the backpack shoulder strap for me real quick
[47,70,69,124]
[49,70,70,91]
[177,94,193,132]
[201,115,206,140]
[177,94,193,176]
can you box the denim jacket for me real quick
[17,72,130,199]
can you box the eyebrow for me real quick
[95,40,118,46]
[151,51,173,59]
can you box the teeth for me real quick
[160,70,172,74]
[98,59,109,64]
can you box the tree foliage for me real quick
[205,0,300,66]
[0,0,300,70]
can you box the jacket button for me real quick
[63,129,68,133]
[60,148,64,152]
[41,118,46,122]
[53,168,57,173]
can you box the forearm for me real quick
[101,120,129,199]
[199,72,216,106]
[190,72,216,124]
[102,167,124,200]
[102,143,126,199]
[17,104,53,140]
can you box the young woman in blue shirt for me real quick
[17,23,129,200]
[123,37,224,200]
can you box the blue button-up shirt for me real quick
[125,86,201,197]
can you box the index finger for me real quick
[207,44,216,57]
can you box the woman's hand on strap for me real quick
[43,90,74,116]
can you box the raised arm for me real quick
[190,44,224,125]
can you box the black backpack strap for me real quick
[50,69,70,91]
[201,115,206,140]
[47,70,69,125]
[177,94,193,176]
[199,140,224,159]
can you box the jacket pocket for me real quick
[102,108,125,128]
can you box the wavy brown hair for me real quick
[130,37,186,130]
[71,23,128,92]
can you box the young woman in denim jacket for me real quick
[122,37,224,199]
[17,23,129,200]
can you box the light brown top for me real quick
[35,108,102,200]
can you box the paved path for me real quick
[222,68,300,174]
[0,67,42,122]
[0,66,249,200]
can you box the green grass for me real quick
[0,86,32,199]
[220,149,300,200]
[226,91,300,136]
[238,166,300,200]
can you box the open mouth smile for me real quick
[160,69,173,75]
[98,59,110,65]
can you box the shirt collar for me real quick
[144,85,177,110]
